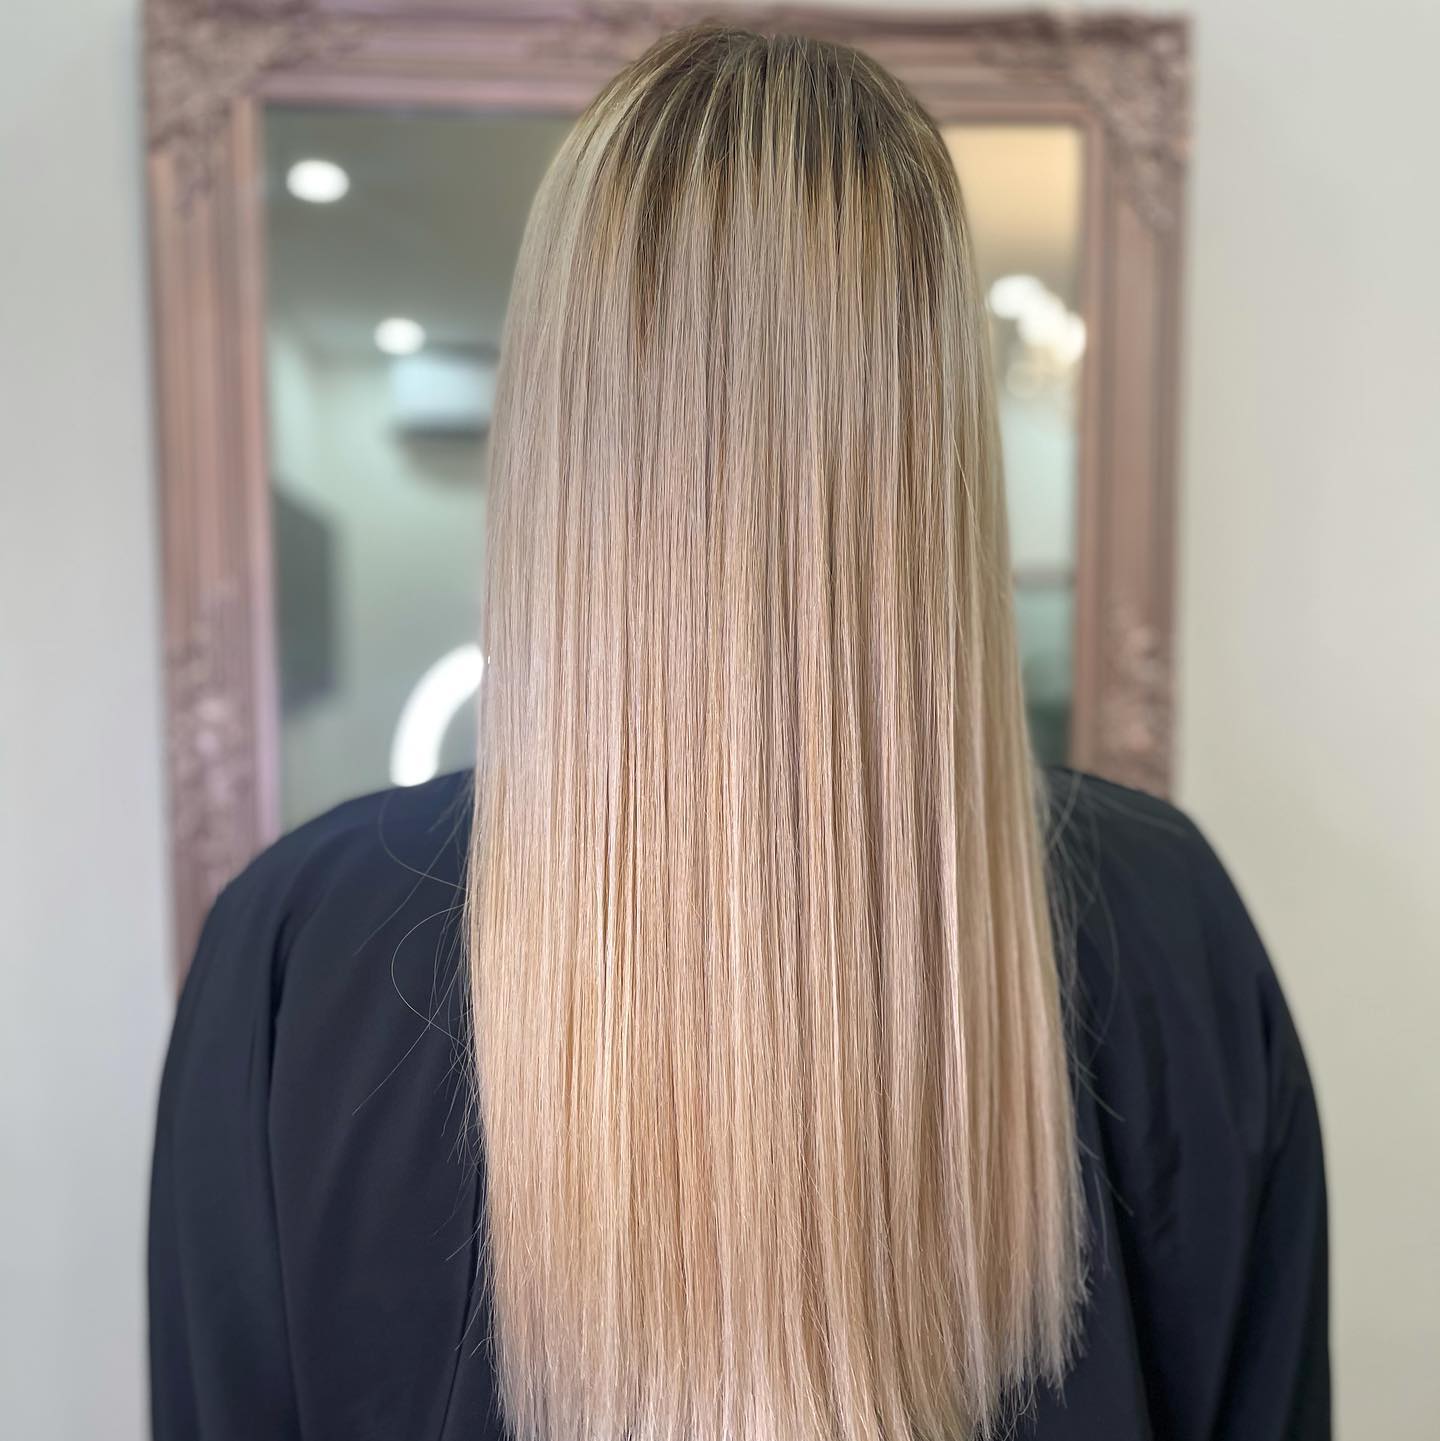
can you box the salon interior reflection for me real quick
[266,109,1085,829]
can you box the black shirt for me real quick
[149,768,1329,1439]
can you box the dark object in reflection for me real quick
[1028,699,1070,767]
[273,484,337,715]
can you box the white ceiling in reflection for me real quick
[266,108,573,360]
[265,107,1083,362]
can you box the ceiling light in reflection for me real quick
[987,273,1086,369]
[987,273,1047,321]
[375,316,426,356]
[390,644,484,787]
[285,158,350,204]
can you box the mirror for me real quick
[264,108,1085,829]
[146,4,1187,963]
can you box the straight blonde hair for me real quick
[468,26,1083,1441]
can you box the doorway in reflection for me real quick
[265,108,1083,829]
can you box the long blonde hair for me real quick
[468,26,1082,1441]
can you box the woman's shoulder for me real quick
[1041,769,1326,1434]
[1043,765,1285,1010]
[207,768,474,952]
[155,770,485,1437]
[1042,764,1305,1157]
[1044,765,1231,915]
[183,766,479,1208]
[181,770,476,1063]
[1049,763,1309,1029]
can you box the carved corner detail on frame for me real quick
[1066,21,1189,232]
[146,0,360,200]
[1096,604,1174,797]
[968,15,1189,232]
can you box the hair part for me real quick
[468,25,1084,1441]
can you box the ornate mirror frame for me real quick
[146,0,1189,964]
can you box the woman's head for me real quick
[470,26,1082,1441]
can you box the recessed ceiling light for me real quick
[374,317,426,356]
[285,158,350,204]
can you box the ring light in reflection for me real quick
[389,644,485,786]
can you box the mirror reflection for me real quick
[265,108,1083,829]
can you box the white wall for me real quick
[0,1,168,1438]
[1173,2,1440,1433]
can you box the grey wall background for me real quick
[2,0,1437,1435]
[1164,3,1440,1432]
[0,0,169,1436]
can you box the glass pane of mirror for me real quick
[265,107,1083,829]
[944,125,1083,772]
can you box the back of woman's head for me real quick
[468,25,1082,1441]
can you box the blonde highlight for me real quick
[468,27,1083,1441]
